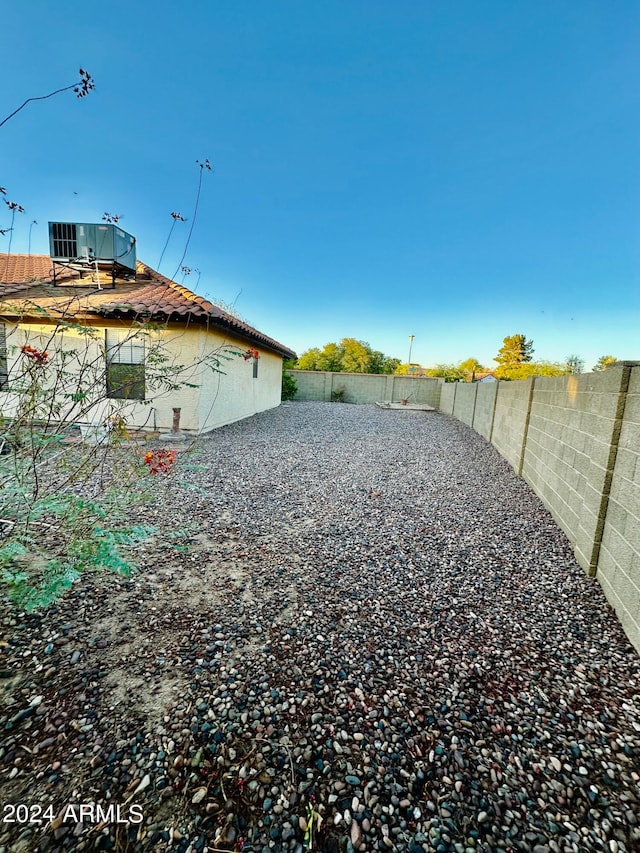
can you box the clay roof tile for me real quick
[0,253,295,359]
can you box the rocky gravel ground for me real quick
[1,401,639,853]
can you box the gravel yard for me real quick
[1,401,639,853]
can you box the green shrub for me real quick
[282,370,297,401]
[0,317,238,610]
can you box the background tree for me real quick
[423,363,466,383]
[294,339,400,374]
[593,355,618,371]
[459,357,486,380]
[341,338,372,373]
[317,342,344,371]
[499,361,566,380]
[295,347,322,370]
[296,343,342,371]
[369,350,401,374]
[394,363,417,375]
[494,334,534,378]
[565,354,584,375]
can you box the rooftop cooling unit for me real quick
[48,222,137,275]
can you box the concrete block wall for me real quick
[490,378,535,474]
[437,364,640,654]
[392,375,442,405]
[597,366,640,651]
[288,371,442,407]
[452,383,478,427]
[472,382,499,440]
[521,370,628,574]
[324,372,388,403]
[288,370,331,402]
[439,383,456,415]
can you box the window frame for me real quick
[105,329,146,401]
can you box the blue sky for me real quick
[1,1,638,370]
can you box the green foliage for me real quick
[458,357,486,379]
[593,355,618,372]
[565,354,584,375]
[395,357,487,381]
[423,363,466,383]
[494,334,534,378]
[0,313,239,610]
[496,361,567,381]
[394,363,422,375]
[340,338,371,373]
[178,481,209,494]
[281,369,297,401]
[1,473,156,610]
[331,386,346,402]
[295,338,400,374]
[369,352,401,374]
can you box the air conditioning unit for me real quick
[48,222,136,274]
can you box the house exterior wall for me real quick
[0,320,204,432]
[0,320,109,422]
[197,330,283,432]
[0,319,284,435]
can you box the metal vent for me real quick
[51,222,77,259]
[48,222,137,275]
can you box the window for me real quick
[105,329,145,400]
[0,324,8,390]
[253,357,259,379]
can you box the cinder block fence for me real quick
[287,365,640,653]
[287,370,443,407]
[441,364,640,654]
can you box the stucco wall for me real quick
[0,320,285,435]
[198,330,283,432]
[288,370,442,407]
[437,365,640,654]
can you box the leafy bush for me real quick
[0,311,238,610]
[282,369,297,401]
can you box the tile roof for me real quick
[0,253,63,285]
[0,254,296,359]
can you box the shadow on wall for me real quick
[440,364,640,655]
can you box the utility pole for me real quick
[408,335,415,373]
